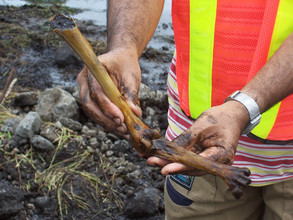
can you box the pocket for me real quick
[166,177,193,206]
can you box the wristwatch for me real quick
[225,90,261,134]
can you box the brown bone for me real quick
[49,14,251,199]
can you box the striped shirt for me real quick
[166,55,293,186]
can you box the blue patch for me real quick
[166,177,193,206]
[170,174,194,190]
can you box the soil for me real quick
[0,3,173,220]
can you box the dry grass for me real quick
[0,123,123,219]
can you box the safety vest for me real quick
[172,0,293,141]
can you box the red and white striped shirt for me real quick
[166,56,293,186]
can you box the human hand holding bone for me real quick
[49,14,251,199]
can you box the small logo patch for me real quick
[170,174,194,190]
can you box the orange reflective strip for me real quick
[189,0,217,119]
[266,0,293,140]
[172,0,191,115]
[211,0,267,107]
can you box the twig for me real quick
[0,67,15,104]
[0,78,18,105]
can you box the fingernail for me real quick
[114,117,121,125]
[117,125,126,133]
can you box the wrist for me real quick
[107,41,140,59]
[225,90,261,134]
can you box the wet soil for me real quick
[0,4,173,91]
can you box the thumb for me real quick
[172,128,201,153]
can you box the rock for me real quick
[139,83,168,109]
[100,142,109,152]
[54,45,82,68]
[96,130,106,142]
[113,140,130,154]
[124,187,162,218]
[106,133,119,142]
[138,83,151,101]
[89,137,98,148]
[11,91,39,107]
[36,87,79,122]
[81,126,97,137]
[11,109,20,115]
[34,196,50,211]
[146,106,156,117]
[30,135,55,151]
[58,117,82,131]
[127,169,141,179]
[0,117,20,134]
[106,150,114,157]
[87,146,95,153]
[162,23,168,29]
[55,121,63,129]
[0,180,24,219]
[9,135,29,148]
[15,112,42,139]
[40,125,58,142]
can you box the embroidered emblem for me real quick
[170,174,194,190]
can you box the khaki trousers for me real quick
[165,175,293,220]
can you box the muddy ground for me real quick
[0,3,174,220]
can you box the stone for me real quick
[36,87,79,122]
[11,91,39,107]
[40,125,58,142]
[0,117,20,134]
[58,117,82,131]
[54,45,82,68]
[89,137,98,148]
[30,135,55,151]
[34,196,50,211]
[96,130,106,141]
[106,150,114,157]
[15,112,42,139]
[124,187,162,218]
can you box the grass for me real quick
[0,122,123,219]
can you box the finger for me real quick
[87,71,125,125]
[78,69,127,135]
[199,146,234,165]
[172,129,202,153]
[147,156,171,167]
[160,162,191,175]
[161,162,207,176]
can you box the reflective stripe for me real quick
[189,0,217,119]
[251,0,293,139]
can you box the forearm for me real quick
[107,0,164,57]
[242,32,293,113]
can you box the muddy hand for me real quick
[148,138,251,199]
[148,101,252,198]
[77,47,142,138]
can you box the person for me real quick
[77,0,293,219]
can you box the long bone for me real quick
[49,14,251,199]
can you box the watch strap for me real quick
[225,91,261,134]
